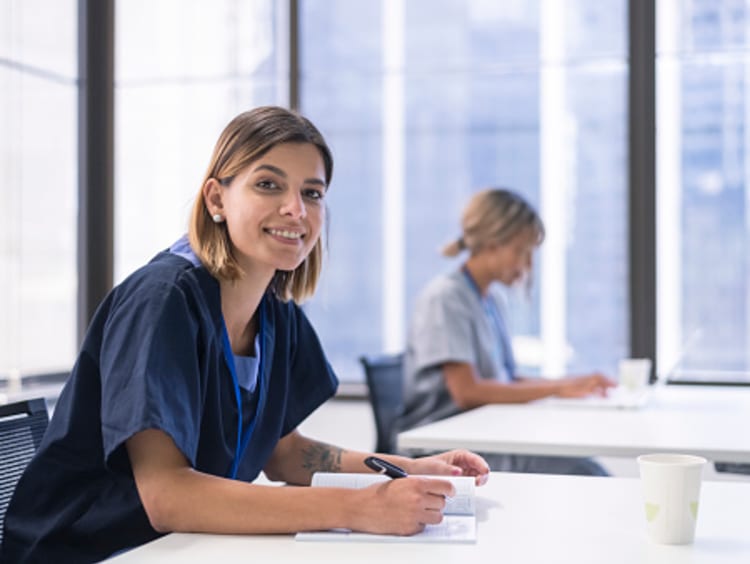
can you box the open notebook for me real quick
[295,473,476,544]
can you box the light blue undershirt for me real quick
[168,235,261,393]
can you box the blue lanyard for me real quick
[220,300,266,479]
[460,265,517,380]
[460,264,498,320]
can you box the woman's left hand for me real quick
[406,450,490,486]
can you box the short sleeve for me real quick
[280,305,338,436]
[99,276,204,470]
[409,282,478,373]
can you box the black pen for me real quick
[364,456,409,479]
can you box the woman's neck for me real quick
[463,256,492,296]
[220,268,274,356]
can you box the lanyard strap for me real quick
[220,300,266,479]
[460,266,517,380]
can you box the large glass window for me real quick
[301,0,628,381]
[13,2,749,392]
[114,0,287,280]
[0,1,78,382]
[657,0,750,383]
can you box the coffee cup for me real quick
[637,453,706,544]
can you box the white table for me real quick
[398,385,750,462]
[108,473,750,563]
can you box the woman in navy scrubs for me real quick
[0,107,489,563]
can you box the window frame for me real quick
[64,0,750,387]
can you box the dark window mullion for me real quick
[628,0,657,380]
[77,0,115,346]
[289,0,300,110]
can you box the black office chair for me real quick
[359,353,405,454]
[0,398,49,546]
[715,462,750,475]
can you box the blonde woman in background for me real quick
[401,188,615,475]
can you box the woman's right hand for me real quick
[347,477,456,536]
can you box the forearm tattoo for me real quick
[301,441,344,474]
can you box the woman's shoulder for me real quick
[262,292,306,326]
[80,251,221,354]
[420,270,471,301]
[123,249,209,286]
[110,250,219,313]
[412,271,474,317]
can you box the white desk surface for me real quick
[108,473,750,564]
[398,385,750,462]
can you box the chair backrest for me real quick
[0,398,49,546]
[715,462,750,475]
[359,353,404,454]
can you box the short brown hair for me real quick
[189,106,334,303]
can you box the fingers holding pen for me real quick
[417,476,455,514]
[392,476,455,529]
[351,476,456,535]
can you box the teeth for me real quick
[268,229,302,240]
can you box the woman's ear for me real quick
[202,178,224,217]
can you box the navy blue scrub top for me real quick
[0,243,338,564]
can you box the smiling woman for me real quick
[0,106,490,564]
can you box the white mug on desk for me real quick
[618,358,652,392]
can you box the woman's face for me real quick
[207,142,327,277]
[489,228,539,286]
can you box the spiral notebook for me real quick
[295,473,477,544]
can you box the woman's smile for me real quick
[265,226,306,244]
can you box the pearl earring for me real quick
[212,214,223,223]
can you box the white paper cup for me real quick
[637,453,706,544]
[619,358,652,392]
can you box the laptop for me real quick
[539,330,700,410]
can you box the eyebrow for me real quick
[253,163,327,187]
